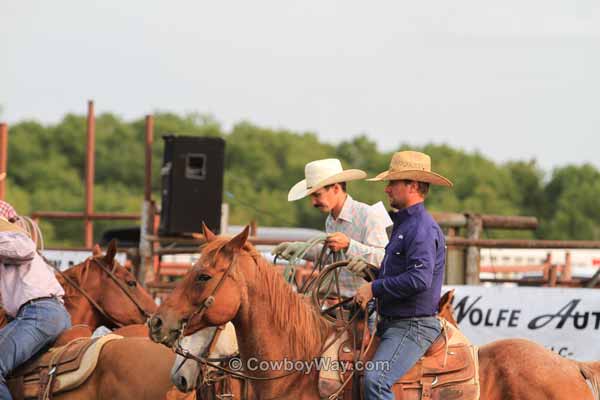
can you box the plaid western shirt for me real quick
[0,201,17,221]
[305,195,390,297]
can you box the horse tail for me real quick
[578,362,600,400]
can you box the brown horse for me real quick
[172,295,457,398]
[149,226,600,400]
[32,337,176,400]
[434,289,600,400]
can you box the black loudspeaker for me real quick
[159,135,225,235]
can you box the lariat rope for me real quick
[15,216,45,250]
[277,233,348,302]
[279,233,328,286]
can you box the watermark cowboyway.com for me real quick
[228,357,389,375]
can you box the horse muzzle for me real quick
[147,315,182,346]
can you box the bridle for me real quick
[177,252,239,337]
[171,324,251,400]
[50,256,152,328]
[172,324,227,378]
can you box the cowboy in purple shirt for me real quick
[348,151,453,400]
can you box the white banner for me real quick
[443,285,600,361]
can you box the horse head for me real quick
[62,239,157,329]
[170,322,238,392]
[91,239,157,326]
[149,224,248,346]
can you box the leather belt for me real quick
[17,296,58,315]
[381,314,436,321]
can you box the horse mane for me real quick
[206,239,332,361]
[55,258,96,300]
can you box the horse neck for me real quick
[233,255,331,366]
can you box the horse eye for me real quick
[197,274,212,283]
[126,280,137,287]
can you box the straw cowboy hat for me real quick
[288,159,367,201]
[0,216,27,235]
[368,151,453,187]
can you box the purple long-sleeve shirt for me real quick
[371,202,445,318]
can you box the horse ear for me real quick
[447,288,455,303]
[225,226,250,252]
[105,239,118,264]
[92,244,102,256]
[202,222,217,242]
[438,289,455,312]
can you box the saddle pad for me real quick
[53,325,93,347]
[10,334,123,398]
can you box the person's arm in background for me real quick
[345,204,390,266]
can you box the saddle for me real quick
[320,319,480,400]
[7,334,122,400]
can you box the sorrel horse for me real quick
[431,289,600,400]
[149,226,600,400]
[30,336,176,400]
[172,295,458,397]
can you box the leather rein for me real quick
[49,256,152,328]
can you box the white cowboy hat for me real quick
[288,159,366,201]
[367,151,453,187]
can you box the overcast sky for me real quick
[1,1,599,172]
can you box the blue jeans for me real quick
[0,298,71,400]
[364,316,441,400]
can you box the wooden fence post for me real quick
[465,214,482,284]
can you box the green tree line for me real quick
[3,112,599,246]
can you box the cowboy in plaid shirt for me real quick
[0,201,17,223]
[273,158,390,298]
